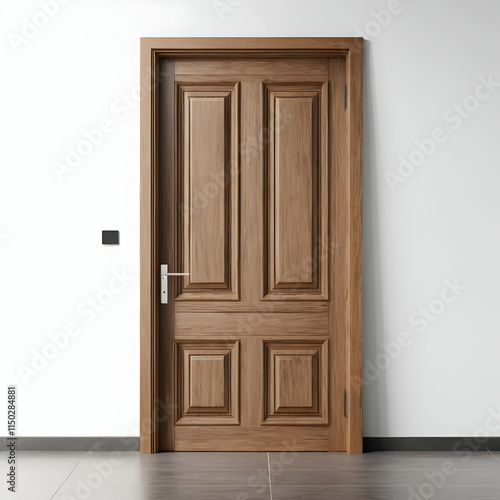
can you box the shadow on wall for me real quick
[362,39,390,437]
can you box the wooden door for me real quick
[141,38,363,453]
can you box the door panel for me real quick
[264,340,328,425]
[175,59,330,77]
[158,57,346,451]
[174,426,330,452]
[176,83,239,301]
[176,340,239,425]
[174,312,329,336]
[264,83,329,300]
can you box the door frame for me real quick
[140,37,363,454]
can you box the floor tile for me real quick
[423,487,500,500]
[80,451,268,469]
[0,468,71,487]
[81,451,141,461]
[396,451,500,470]
[272,485,425,499]
[12,451,87,461]
[397,451,498,461]
[2,483,61,500]
[4,450,500,499]
[268,451,405,470]
[410,469,500,488]
[53,485,271,499]
[270,469,414,487]
[62,467,269,488]
[0,460,75,485]
[403,459,500,470]
[487,451,500,461]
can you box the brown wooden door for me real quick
[156,55,354,451]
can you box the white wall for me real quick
[1,0,499,438]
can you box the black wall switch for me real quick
[102,230,120,245]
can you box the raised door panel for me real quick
[264,340,328,425]
[275,355,315,410]
[176,83,239,301]
[189,355,226,410]
[176,340,239,425]
[264,83,329,300]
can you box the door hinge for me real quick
[344,389,347,417]
[344,85,348,109]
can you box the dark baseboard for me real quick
[364,437,500,452]
[2,436,499,452]
[0,437,140,452]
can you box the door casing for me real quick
[140,37,363,454]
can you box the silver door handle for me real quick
[161,264,190,304]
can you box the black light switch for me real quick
[102,230,119,245]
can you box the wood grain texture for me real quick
[346,44,363,454]
[141,37,362,55]
[176,340,239,425]
[188,95,227,284]
[264,83,328,300]
[141,38,363,454]
[174,300,329,313]
[176,83,239,300]
[176,59,329,76]
[157,58,176,452]
[264,341,328,425]
[174,312,329,336]
[139,44,158,454]
[276,355,314,409]
[275,95,315,284]
[329,57,348,453]
[240,81,263,304]
[188,354,226,409]
[174,426,330,451]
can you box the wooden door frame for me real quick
[140,37,363,454]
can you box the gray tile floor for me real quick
[2,450,500,499]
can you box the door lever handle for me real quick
[161,264,190,304]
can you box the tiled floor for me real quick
[2,449,500,499]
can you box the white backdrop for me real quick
[1,0,499,438]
